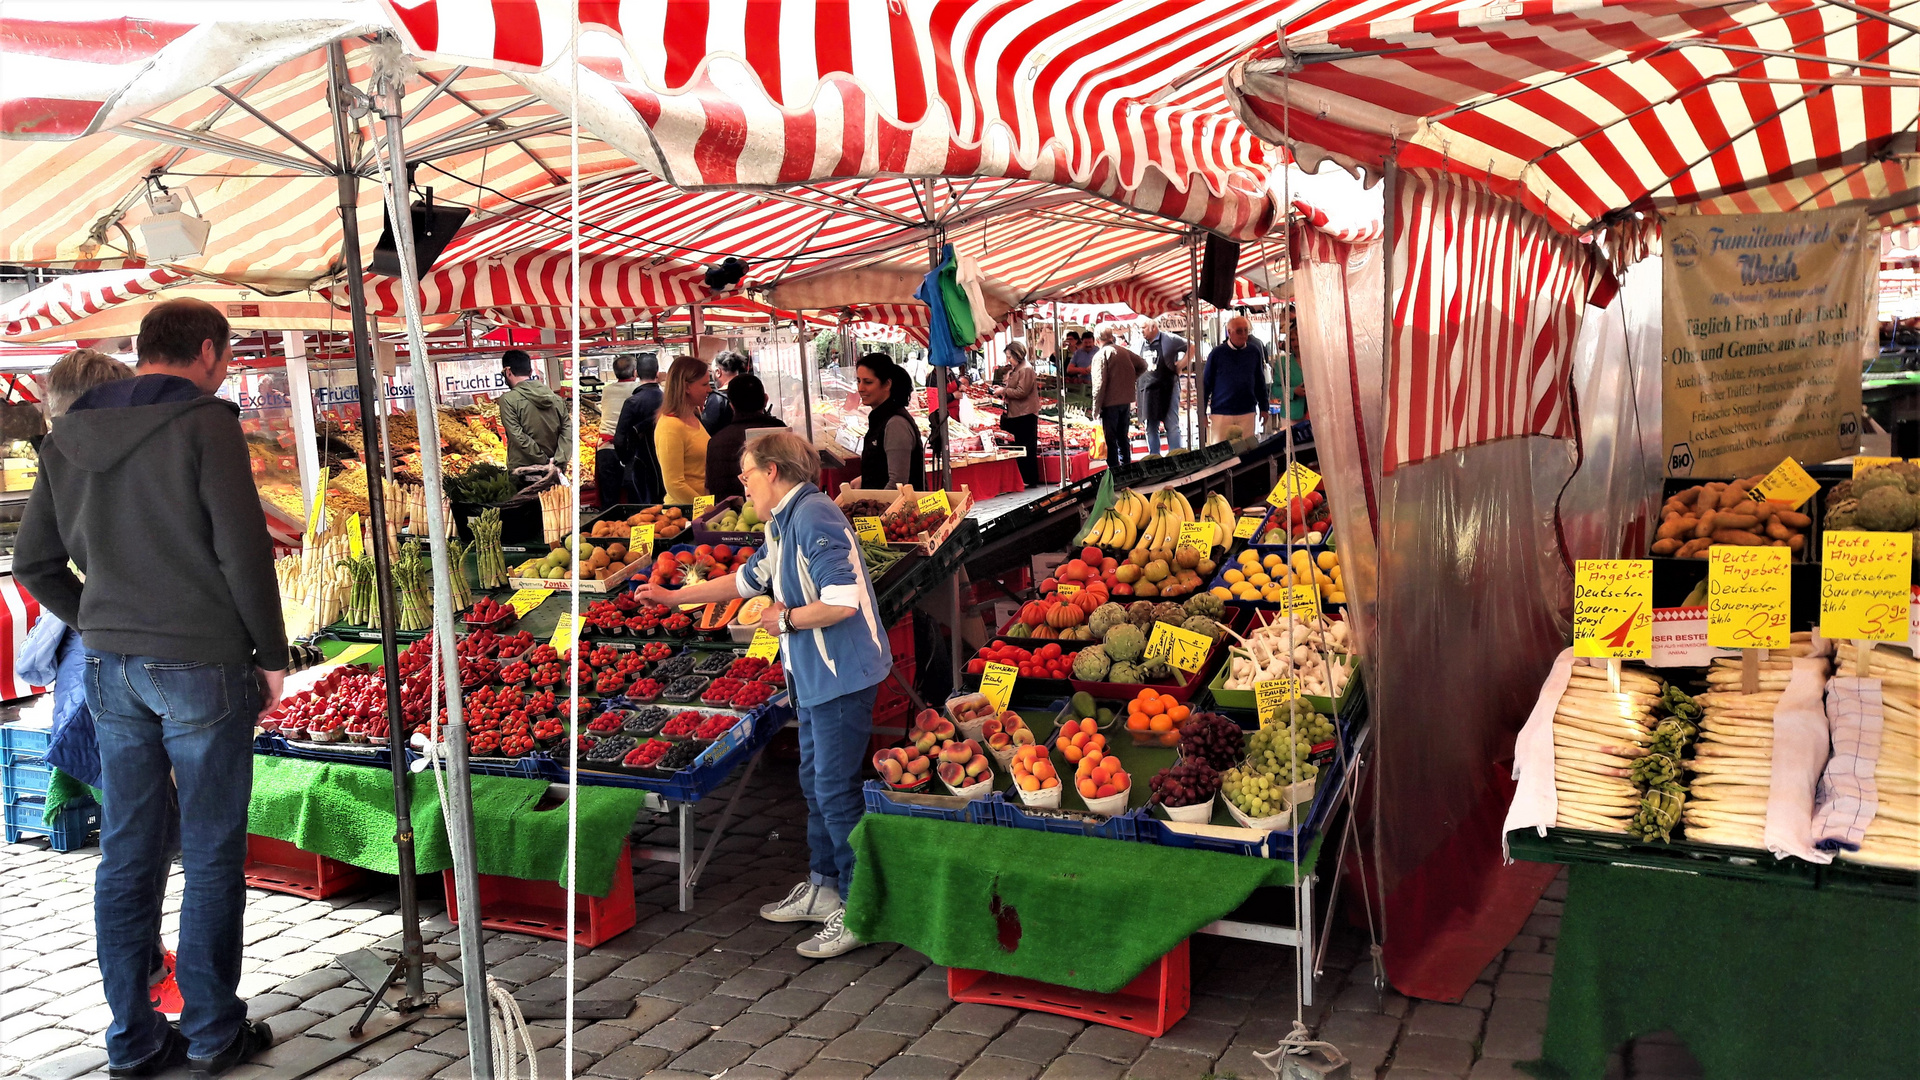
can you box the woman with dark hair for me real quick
[701,351,751,434]
[705,374,787,500]
[854,353,924,489]
[992,340,1040,486]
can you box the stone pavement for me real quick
[2,761,1702,1080]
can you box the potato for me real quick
[1711,529,1767,545]
[1715,513,1760,530]
[1676,538,1713,558]
[1653,538,1682,555]
[1694,511,1718,538]
[1657,516,1696,541]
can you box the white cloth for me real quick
[1502,648,1576,861]
[1763,656,1833,863]
[1811,675,1883,853]
[954,251,993,344]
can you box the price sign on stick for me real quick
[978,662,1018,714]
[1267,461,1322,507]
[1255,678,1300,728]
[1234,515,1263,540]
[1144,622,1212,673]
[1177,521,1215,552]
[548,613,577,655]
[747,629,781,661]
[1573,559,1654,659]
[304,467,330,544]
[347,513,363,560]
[630,523,655,551]
[507,588,553,617]
[854,517,886,544]
[1748,457,1819,510]
[1277,585,1321,618]
[1820,532,1912,641]
[693,495,715,514]
[1707,546,1791,649]
[918,490,951,515]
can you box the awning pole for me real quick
[1187,231,1204,446]
[1051,300,1067,484]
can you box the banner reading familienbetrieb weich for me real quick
[1662,208,1872,477]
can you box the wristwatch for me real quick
[779,609,794,635]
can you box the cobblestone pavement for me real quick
[2,761,1701,1080]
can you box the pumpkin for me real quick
[1073,590,1102,614]
[1019,601,1050,627]
[1029,624,1059,639]
[1047,603,1086,629]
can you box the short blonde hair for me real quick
[44,348,132,416]
[741,430,820,486]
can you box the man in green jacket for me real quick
[498,349,572,487]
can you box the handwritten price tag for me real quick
[305,467,330,544]
[1055,582,1081,600]
[347,512,363,560]
[548,613,577,655]
[507,588,553,617]
[1573,559,1653,659]
[1748,457,1819,510]
[1707,545,1791,649]
[1853,456,1902,476]
[693,494,715,514]
[1177,521,1215,552]
[854,516,886,544]
[747,629,781,661]
[1144,622,1213,673]
[1234,515,1263,540]
[1820,532,1912,642]
[1267,461,1321,507]
[978,662,1018,713]
[1255,678,1300,727]
[918,490,952,516]
[1279,585,1321,618]
[630,523,655,551]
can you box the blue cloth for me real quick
[735,483,892,708]
[915,244,967,369]
[87,650,256,1066]
[19,614,101,787]
[798,683,882,893]
[69,373,203,412]
[1203,341,1269,417]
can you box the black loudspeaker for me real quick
[369,199,470,278]
[1198,234,1241,309]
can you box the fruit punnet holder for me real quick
[579,503,695,552]
[948,938,1190,1038]
[507,555,641,595]
[862,780,1000,824]
[689,495,764,547]
[244,834,367,899]
[444,839,636,947]
[526,701,789,802]
[1139,738,1350,860]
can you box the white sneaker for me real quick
[759,881,842,924]
[796,910,863,959]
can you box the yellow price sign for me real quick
[747,628,781,661]
[918,490,952,516]
[1573,559,1654,660]
[1278,584,1321,618]
[978,662,1018,714]
[1177,521,1215,552]
[347,512,363,560]
[1267,461,1321,507]
[1854,456,1902,476]
[1707,545,1792,650]
[507,588,553,617]
[1748,457,1819,510]
[630,522,655,551]
[1144,622,1213,673]
[548,613,577,655]
[1255,678,1301,727]
[1055,582,1081,600]
[854,516,886,544]
[333,642,378,666]
[1820,531,1912,642]
[693,494,715,514]
[305,466,330,543]
[1234,515,1263,540]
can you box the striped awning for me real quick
[1227,0,1920,235]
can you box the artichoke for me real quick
[1182,616,1223,641]
[1088,602,1128,640]
[1127,601,1159,629]
[1825,497,1859,531]
[1183,592,1226,621]
[1853,468,1907,499]
[1072,645,1112,682]
[1854,485,1917,532]
[1108,661,1145,685]
[1153,602,1187,628]
[1104,623,1147,664]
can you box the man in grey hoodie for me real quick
[498,348,572,487]
[15,298,284,1079]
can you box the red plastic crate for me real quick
[244,835,367,900]
[947,939,1190,1037]
[443,840,636,947]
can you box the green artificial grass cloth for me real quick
[844,814,1302,994]
[43,768,101,823]
[248,756,645,897]
[1529,862,1919,1080]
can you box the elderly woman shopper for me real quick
[639,431,892,959]
[992,341,1041,486]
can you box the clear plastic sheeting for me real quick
[1559,258,1665,562]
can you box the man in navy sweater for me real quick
[1202,314,1269,443]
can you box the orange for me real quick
[1127,715,1148,731]
[1170,705,1190,723]
[1149,715,1172,732]
[1143,696,1165,717]
[1078,779,1098,798]
[1128,699,1145,715]
[1159,731,1179,746]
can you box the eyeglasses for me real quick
[738,462,769,484]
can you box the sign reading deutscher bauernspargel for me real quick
[1662,209,1871,478]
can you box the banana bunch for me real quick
[1083,507,1138,549]
[1201,492,1235,550]
[1138,501,1188,551]
[1113,488,1152,531]
[1151,488,1193,524]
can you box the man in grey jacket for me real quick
[16,299,283,1079]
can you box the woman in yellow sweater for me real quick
[655,355,712,502]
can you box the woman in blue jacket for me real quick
[638,430,892,959]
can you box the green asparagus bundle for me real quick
[338,556,376,627]
[1627,686,1700,842]
[445,537,475,611]
[471,509,508,588]
[393,541,433,631]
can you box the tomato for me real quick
[1039,643,1061,661]
[966,659,986,675]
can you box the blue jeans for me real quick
[795,683,880,895]
[1141,390,1180,454]
[87,651,259,1067]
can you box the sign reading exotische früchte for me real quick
[1662,209,1872,478]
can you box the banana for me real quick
[1203,492,1235,549]
[1114,509,1137,550]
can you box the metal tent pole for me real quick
[372,58,496,1074]
[1050,301,1066,485]
[1187,233,1204,447]
[324,41,427,1008]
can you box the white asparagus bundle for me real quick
[1548,665,1670,835]
[1567,665,1662,694]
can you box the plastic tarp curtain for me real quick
[1559,259,1666,564]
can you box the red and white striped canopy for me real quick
[350,249,710,326]
[379,0,1286,239]
[1227,0,1920,234]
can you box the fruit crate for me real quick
[862,780,1000,824]
[1207,651,1362,717]
[580,504,696,552]
[991,793,1149,842]
[689,495,767,547]
[948,938,1190,1037]
[4,794,100,851]
[849,484,975,555]
[244,834,368,899]
[507,556,641,595]
[3,720,54,800]
[444,840,636,947]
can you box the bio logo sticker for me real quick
[630,523,655,551]
[1255,678,1301,727]
[347,512,363,560]
[1234,515,1263,540]
[1573,559,1654,660]
[1748,457,1819,510]
[747,629,781,660]
[1854,456,1902,476]
[1055,582,1081,600]
[978,662,1018,714]
[854,516,886,544]
[1144,622,1212,673]
[918,490,952,516]
[1177,521,1215,552]
[507,588,553,617]
[1267,461,1322,507]
[1707,546,1792,649]
[1820,532,1912,642]
[548,613,577,655]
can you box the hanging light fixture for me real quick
[136,177,212,262]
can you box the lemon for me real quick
[1211,586,1234,602]
[1316,551,1337,571]
[1262,553,1283,570]
[1249,572,1271,587]
[1224,568,1245,585]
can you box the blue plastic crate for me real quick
[862,780,997,824]
[1,721,51,756]
[530,702,790,801]
[5,794,100,851]
[992,794,1148,841]
[1135,815,1269,857]
[3,756,52,797]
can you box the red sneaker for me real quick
[150,951,184,1016]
